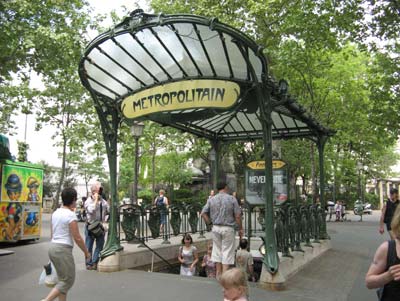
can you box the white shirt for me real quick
[51,207,77,246]
[85,196,109,223]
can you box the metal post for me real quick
[359,170,362,201]
[131,122,144,205]
[95,104,123,259]
[361,176,364,203]
[317,135,329,239]
[258,84,279,274]
[234,41,279,273]
[209,143,219,189]
[133,136,139,204]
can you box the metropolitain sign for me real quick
[121,80,240,119]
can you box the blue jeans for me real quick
[85,225,105,266]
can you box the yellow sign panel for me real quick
[247,160,286,170]
[121,80,240,119]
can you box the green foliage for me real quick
[40,161,57,198]
[63,166,78,190]
[148,0,400,200]
[17,141,29,162]
[138,190,153,206]
[156,152,193,187]
[171,188,207,207]
[118,121,191,199]
[0,0,97,132]
[173,188,193,200]
[364,192,380,209]
[2,1,399,207]
[193,190,208,207]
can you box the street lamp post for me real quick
[209,148,216,190]
[131,122,145,204]
[204,165,210,191]
[357,161,363,202]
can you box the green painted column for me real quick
[258,84,279,274]
[317,135,329,240]
[94,103,123,259]
[228,42,278,273]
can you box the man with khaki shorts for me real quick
[201,181,243,277]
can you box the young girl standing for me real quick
[219,268,249,301]
[178,233,199,276]
[202,242,216,278]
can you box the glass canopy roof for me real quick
[79,10,333,141]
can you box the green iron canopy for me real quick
[79,10,333,141]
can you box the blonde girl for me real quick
[219,268,248,301]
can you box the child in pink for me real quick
[202,243,216,278]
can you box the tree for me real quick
[35,70,93,209]
[67,108,108,197]
[0,0,96,131]
[148,0,399,200]
[17,141,29,162]
[39,161,57,198]
[156,152,193,197]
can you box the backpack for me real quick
[156,196,164,207]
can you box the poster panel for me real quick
[245,160,288,206]
[21,204,41,238]
[0,201,23,241]
[1,164,44,203]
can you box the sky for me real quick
[9,0,149,167]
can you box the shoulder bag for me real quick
[88,203,105,238]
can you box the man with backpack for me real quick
[154,189,169,234]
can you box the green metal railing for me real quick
[118,201,327,258]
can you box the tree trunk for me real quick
[290,170,297,203]
[85,173,89,198]
[52,131,68,211]
[310,143,318,203]
[301,175,307,195]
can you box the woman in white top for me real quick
[178,233,199,276]
[41,187,90,301]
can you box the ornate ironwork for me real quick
[170,204,182,236]
[79,10,334,271]
[121,205,136,242]
[148,205,160,239]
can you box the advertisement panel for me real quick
[1,163,43,203]
[245,160,288,206]
[22,204,41,238]
[0,201,23,241]
[0,162,43,241]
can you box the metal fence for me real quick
[118,202,326,257]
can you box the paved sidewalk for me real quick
[0,249,14,256]
[1,211,384,301]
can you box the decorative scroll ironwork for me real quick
[117,201,326,261]
[170,204,182,236]
[148,205,160,239]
